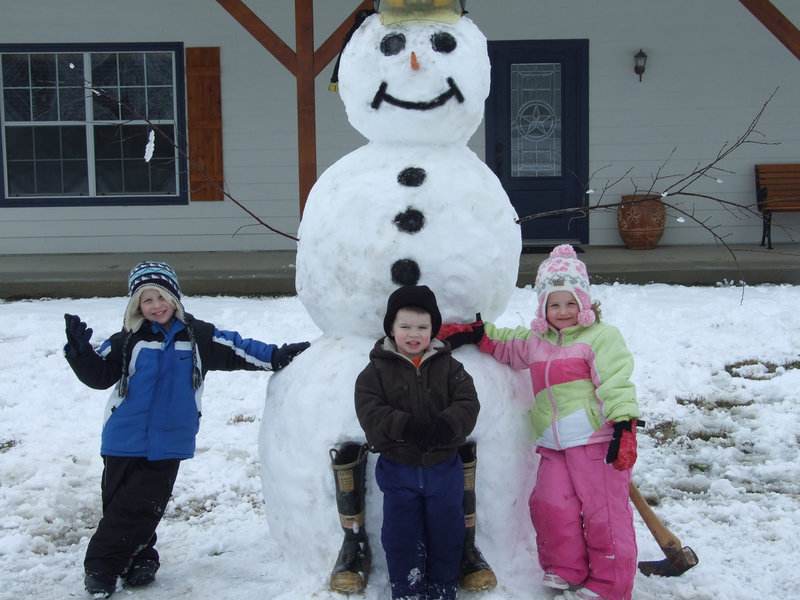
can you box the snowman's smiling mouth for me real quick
[371,77,464,110]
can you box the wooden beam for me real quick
[299,0,372,212]
[296,0,317,214]
[739,0,800,61]
[314,0,373,77]
[216,0,372,214]
[216,0,297,74]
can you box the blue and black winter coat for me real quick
[66,314,276,461]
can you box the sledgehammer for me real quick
[629,482,699,577]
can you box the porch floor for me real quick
[1,243,798,300]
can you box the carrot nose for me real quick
[410,51,420,71]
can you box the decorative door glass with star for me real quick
[510,63,561,178]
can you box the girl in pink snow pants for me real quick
[439,244,642,600]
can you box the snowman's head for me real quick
[338,12,490,145]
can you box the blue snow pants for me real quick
[375,454,465,600]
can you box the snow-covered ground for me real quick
[2,283,800,599]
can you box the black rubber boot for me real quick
[329,442,371,594]
[122,558,159,587]
[84,572,116,598]
[458,441,497,591]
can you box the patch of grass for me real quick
[678,394,753,409]
[648,421,679,445]
[228,414,256,424]
[686,426,733,443]
[168,499,217,520]
[725,358,800,380]
[1,439,18,453]
[676,396,704,406]
[714,397,754,408]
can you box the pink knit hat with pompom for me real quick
[531,244,595,333]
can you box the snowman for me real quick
[260,1,536,596]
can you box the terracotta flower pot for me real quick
[617,194,666,249]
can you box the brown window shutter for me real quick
[186,47,224,201]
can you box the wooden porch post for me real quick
[295,0,317,214]
[216,0,372,216]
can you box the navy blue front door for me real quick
[486,40,589,245]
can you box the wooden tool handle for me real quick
[629,481,682,557]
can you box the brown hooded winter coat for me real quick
[355,337,480,467]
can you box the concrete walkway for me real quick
[1,243,799,300]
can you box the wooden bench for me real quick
[755,163,800,249]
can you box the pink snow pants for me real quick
[530,444,636,600]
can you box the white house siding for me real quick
[1,0,799,254]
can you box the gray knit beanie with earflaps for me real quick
[118,261,201,397]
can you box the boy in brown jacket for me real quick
[355,285,479,600]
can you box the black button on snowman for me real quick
[294,5,521,333]
[394,167,430,284]
[260,4,534,596]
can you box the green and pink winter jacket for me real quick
[478,320,639,450]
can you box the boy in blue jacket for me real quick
[64,261,309,598]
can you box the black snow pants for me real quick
[84,456,180,579]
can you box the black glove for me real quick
[424,418,455,449]
[403,418,427,449]
[64,313,92,357]
[436,313,484,350]
[270,341,310,371]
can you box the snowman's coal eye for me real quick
[380,34,406,56]
[431,32,457,53]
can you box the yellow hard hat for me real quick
[375,0,467,25]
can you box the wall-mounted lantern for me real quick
[634,49,648,81]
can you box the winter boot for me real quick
[122,558,159,587]
[458,441,497,591]
[84,572,116,598]
[329,442,371,594]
